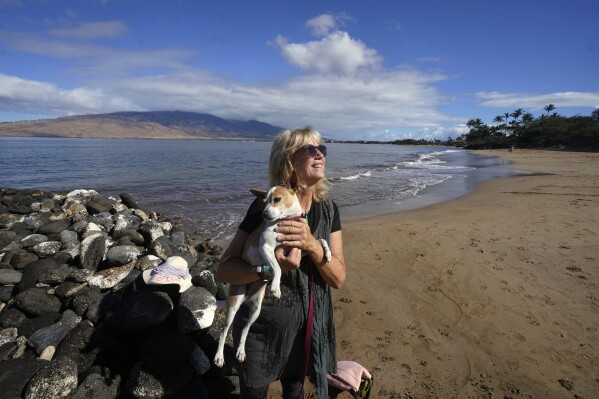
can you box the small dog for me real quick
[214,185,332,367]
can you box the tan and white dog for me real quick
[214,185,332,368]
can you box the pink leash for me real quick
[301,264,314,398]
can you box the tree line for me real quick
[459,106,599,150]
[337,106,599,151]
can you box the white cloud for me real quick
[477,91,599,109]
[272,31,382,75]
[0,30,197,75]
[0,73,141,115]
[111,67,456,138]
[305,13,351,37]
[48,20,128,39]
[306,14,337,37]
[0,67,460,139]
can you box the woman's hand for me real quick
[275,219,347,289]
[274,246,302,272]
[275,218,319,254]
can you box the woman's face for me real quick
[292,137,326,187]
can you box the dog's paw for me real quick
[270,286,281,299]
[214,353,225,368]
[319,239,332,262]
[236,347,246,363]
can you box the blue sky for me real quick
[1,0,598,140]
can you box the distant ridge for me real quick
[0,110,286,140]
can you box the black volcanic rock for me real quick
[0,187,232,398]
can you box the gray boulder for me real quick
[79,233,106,271]
[36,219,70,235]
[17,258,57,292]
[0,268,22,285]
[24,356,78,399]
[148,236,175,260]
[139,220,164,242]
[14,287,62,317]
[30,241,61,257]
[112,228,145,245]
[55,321,115,375]
[106,245,143,266]
[27,309,81,355]
[70,372,121,399]
[87,194,113,214]
[59,230,79,246]
[177,286,217,334]
[9,251,39,270]
[71,286,103,316]
[126,361,194,399]
[21,234,48,248]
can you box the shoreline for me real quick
[315,149,599,398]
[340,150,530,223]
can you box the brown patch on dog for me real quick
[271,186,294,209]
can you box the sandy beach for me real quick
[274,149,599,398]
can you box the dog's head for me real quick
[251,186,303,221]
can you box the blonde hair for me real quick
[269,128,330,202]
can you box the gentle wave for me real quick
[339,170,372,181]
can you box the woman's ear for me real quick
[249,189,267,199]
[289,171,298,191]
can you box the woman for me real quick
[217,128,346,399]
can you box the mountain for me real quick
[0,111,286,140]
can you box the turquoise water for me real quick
[0,137,524,239]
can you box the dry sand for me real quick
[270,149,599,398]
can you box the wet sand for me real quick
[274,149,599,398]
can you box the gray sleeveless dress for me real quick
[233,199,338,399]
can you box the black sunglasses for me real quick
[295,144,327,157]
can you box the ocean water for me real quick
[0,137,524,240]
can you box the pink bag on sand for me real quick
[327,361,373,399]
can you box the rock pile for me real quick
[0,188,237,399]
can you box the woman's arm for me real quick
[217,229,303,285]
[310,230,346,289]
[217,230,261,285]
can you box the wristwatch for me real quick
[256,264,273,281]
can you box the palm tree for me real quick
[544,104,556,116]
[510,108,524,123]
[466,118,482,129]
[493,115,504,125]
[521,112,534,126]
[466,118,486,145]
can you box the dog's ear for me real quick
[249,189,267,199]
